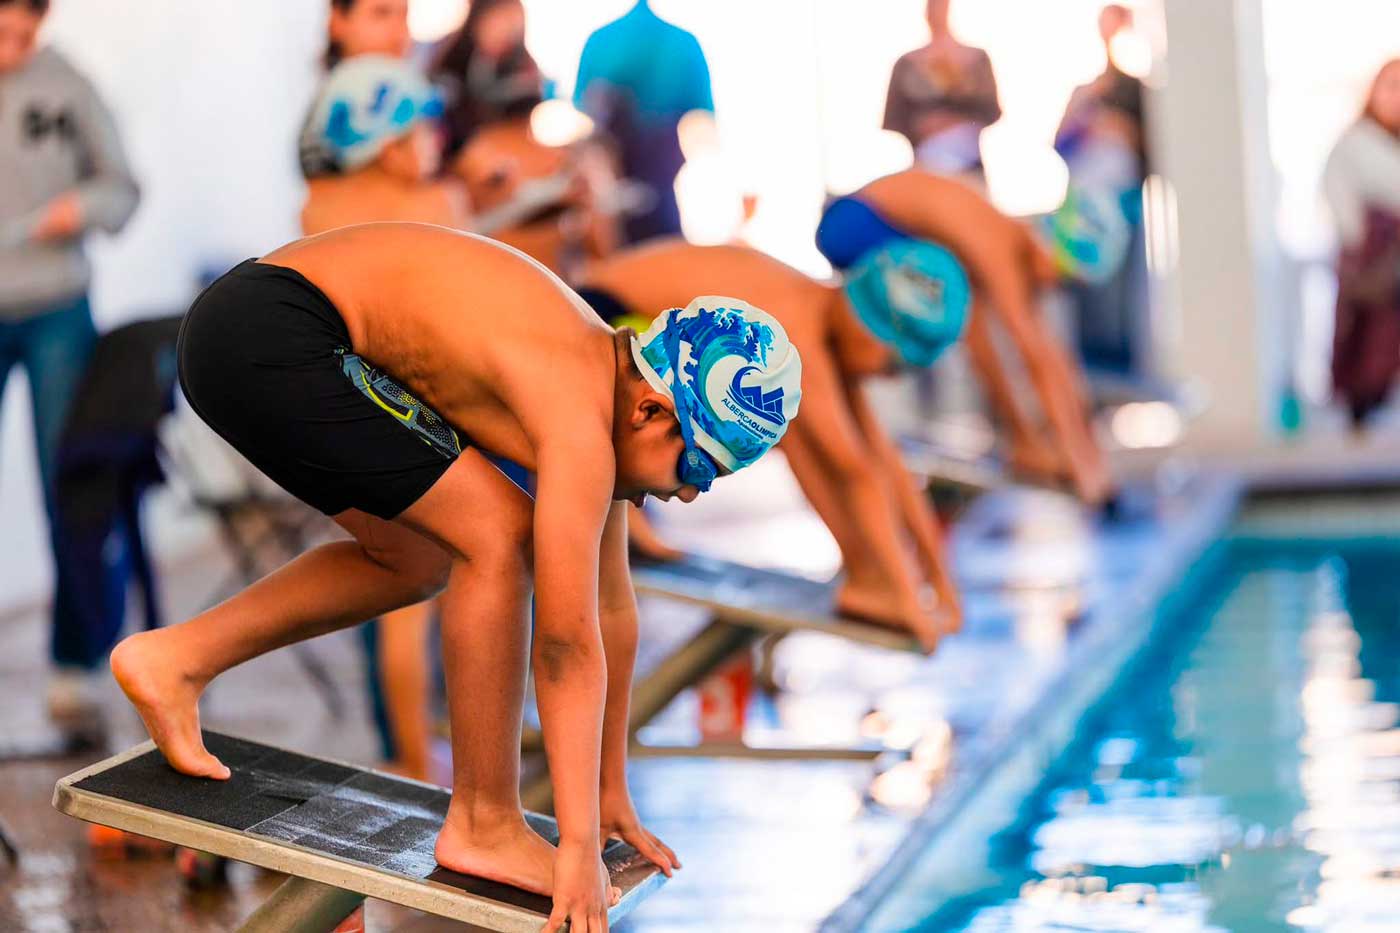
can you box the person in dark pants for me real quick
[0,0,139,716]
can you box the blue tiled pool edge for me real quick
[820,475,1244,933]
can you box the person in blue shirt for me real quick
[573,0,714,244]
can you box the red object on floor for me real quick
[332,905,366,932]
[86,824,173,858]
[698,651,753,742]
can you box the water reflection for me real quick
[1289,567,1400,931]
[947,553,1400,932]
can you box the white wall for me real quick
[0,0,324,610]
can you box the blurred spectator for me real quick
[1324,58,1400,431]
[1056,5,1148,172]
[0,0,139,712]
[882,0,1000,180]
[1048,2,1149,375]
[431,1,619,279]
[573,0,715,244]
[301,0,414,178]
[324,0,411,69]
[300,56,469,234]
[430,0,543,162]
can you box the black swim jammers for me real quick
[177,260,463,520]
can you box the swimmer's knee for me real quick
[411,551,453,601]
[450,510,533,585]
[358,535,452,601]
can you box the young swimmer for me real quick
[580,242,961,650]
[110,223,801,932]
[577,172,1113,646]
[819,170,1112,503]
[300,57,470,234]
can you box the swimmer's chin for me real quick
[611,489,648,507]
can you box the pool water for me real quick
[924,542,1400,932]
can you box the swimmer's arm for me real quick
[596,501,638,791]
[531,440,612,848]
[782,351,919,608]
[593,501,681,876]
[978,282,1112,504]
[845,382,962,623]
[868,175,1111,502]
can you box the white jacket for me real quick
[1324,118,1400,248]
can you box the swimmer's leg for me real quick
[111,508,451,781]
[964,300,1062,475]
[390,455,563,897]
[377,600,436,780]
[782,429,940,650]
[987,280,1112,503]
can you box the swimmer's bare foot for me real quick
[935,593,964,635]
[835,582,942,653]
[627,504,684,563]
[434,805,620,904]
[1070,460,1115,508]
[110,632,229,780]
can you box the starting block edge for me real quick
[632,581,921,653]
[52,738,664,932]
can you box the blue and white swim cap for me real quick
[306,56,443,172]
[632,297,802,474]
[843,239,971,368]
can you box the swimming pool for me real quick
[884,536,1400,932]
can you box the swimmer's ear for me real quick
[632,391,676,429]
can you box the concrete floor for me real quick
[0,454,1232,931]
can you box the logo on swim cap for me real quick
[844,239,970,368]
[632,297,802,473]
[728,365,788,427]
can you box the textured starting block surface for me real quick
[52,733,664,931]
[631,553,924,652]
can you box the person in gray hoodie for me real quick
[0,0,138,712]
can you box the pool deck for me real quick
[0,459,1241,932]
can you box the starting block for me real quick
[54,732,665,932]
[631,553,928,653]
[899,432,1009,496]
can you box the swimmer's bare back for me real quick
[583,239,831,339]
[262,223,614,471]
